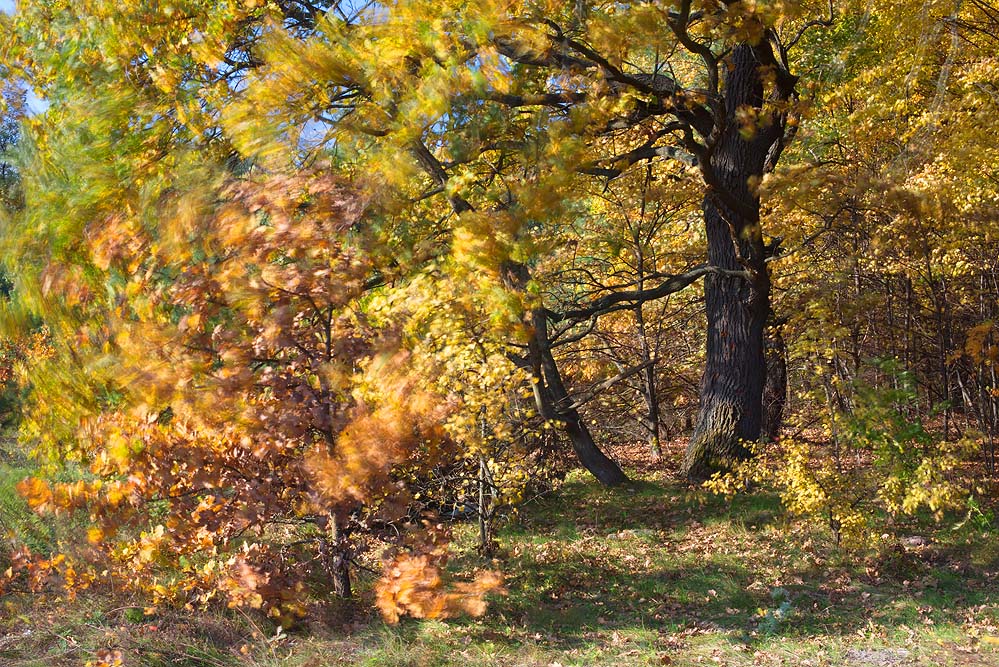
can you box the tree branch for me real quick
[786,0,836,51]
[557,359,656,412]
[580,128,699,178]
[548,264,749,324]
[410,139,474,214]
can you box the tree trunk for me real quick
[632,222,662,461]
[642,364,663,460]
[682,44,776,482]
[634,304,663,460]
[529,308,629,486]
[329,513,351,598]
[503,260,628,486]
[477,456,494,554]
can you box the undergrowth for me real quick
[1,446,997,666]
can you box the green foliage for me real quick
[958,495,995,533]
[708,360,976,550]
[840,360,937,513]
[0,81,23,211]
[0,460,53,557]
[0,436,93,585]
[121,607,145,624]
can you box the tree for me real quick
[540,171,705,461]
[216,0,833,482]
[761,0,999,470]
[5,1,844,489]
[3,0,998,622]
[1,2,505,618]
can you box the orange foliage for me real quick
[376,551,505,624]
[307,353,456,504]
[85,649,124,667]
[0,327,52,385]
[0,546,94,599]
[7,171,480,617]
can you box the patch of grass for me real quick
[0,437,92,563]
[0,463,55,555]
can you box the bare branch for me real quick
[580,131,699,178]
[410,140,474,214]
[548,264,749,324]
[666,0,720,96]
[483,91,588,107]
[557,359,656,412]
[787,0,835,51]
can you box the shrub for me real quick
[707,360,976,549]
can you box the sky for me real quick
[1,0,49,114]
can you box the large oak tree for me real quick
[224,0,813,481]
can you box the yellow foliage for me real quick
[707,409,977,551]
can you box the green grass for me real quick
[0,435,91,561]
[1,461,998,666]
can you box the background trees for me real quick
[0,81,21,210]
[763,0,999,466]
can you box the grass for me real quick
[1,444,998,666]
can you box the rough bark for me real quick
[682,44,778,482]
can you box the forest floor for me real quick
[1,441,998,667]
